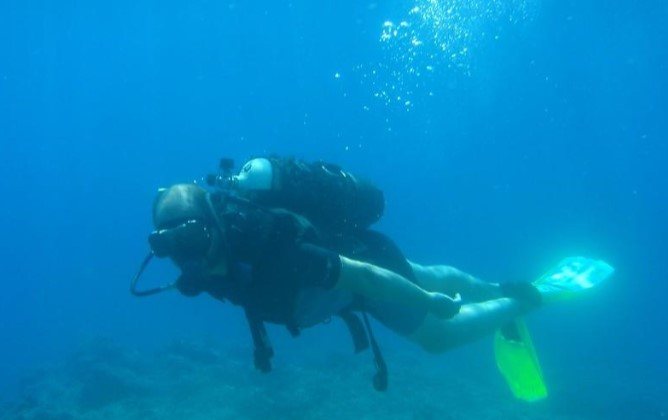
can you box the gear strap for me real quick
[338,310,369,353]
[337,308,388,391]
[245,309,273,373]
[361,311,388,391]
[243,308,387,391]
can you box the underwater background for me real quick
[1,0,666,418]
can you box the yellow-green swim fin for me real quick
[532,256,615,304]
[495,317,546,402]
[495,256,614,401]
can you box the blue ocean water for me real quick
[0,0,666,418]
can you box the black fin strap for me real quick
[338,311,370,354]
[245,310,273,373]
[362,311,388,391]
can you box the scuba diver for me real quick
[131,156,613,398]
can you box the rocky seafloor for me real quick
[1,337,665,420]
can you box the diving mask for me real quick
[148,219,212,261]
[130,219,213,297]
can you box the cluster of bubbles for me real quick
[355,0,535,110]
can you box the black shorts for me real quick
[296,243,342,289]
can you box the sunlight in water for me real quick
[359,0,536,110]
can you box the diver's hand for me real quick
[427,292,461,319]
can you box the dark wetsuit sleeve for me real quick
[295,243,341,290]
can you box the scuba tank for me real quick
[213,157,385,232]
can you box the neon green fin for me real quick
[495,317,547,402]
[533,256,615,303]
[495,257,614,401]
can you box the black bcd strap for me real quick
[361,311,388,391]
[244,308,388,391]
[245,309,274,373]
[338,310,369,353]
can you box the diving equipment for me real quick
[207,156,385,231]
[235,158,274,190]
[495,317,546,402]
[148,219,212,260]
[130,187,226,298]
[495,256,614,401]
[533,256,614,303]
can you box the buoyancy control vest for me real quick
[206,157,395,390]
[214,202,415,326]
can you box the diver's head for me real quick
[152,183,210,229]
[131,183,228,298]
[147,184,227,296]
[149,184,214,262]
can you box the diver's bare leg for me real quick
[407,298,534,353]
[409,262,502,302]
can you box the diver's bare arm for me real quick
[409,261,502,302]
[335,256,460,319]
